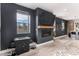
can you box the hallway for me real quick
[20,36,79,56]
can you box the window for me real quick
[16,10,30,34]
[53,20,56,36]
[53,20,56,32]
[62,21,65,31]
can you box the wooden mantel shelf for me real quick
[37,26,54,29]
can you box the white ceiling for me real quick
[17,3,79,20]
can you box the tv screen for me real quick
[38,12,55,26]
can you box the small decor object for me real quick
[29,42,36,49]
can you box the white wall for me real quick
[17,3,79,20]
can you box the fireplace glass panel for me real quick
[41,29,51,37]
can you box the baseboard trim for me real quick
[54,35,67,39]
[37,40,54,47]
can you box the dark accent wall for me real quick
[0,4,1,50]
[55,17,67,37]
[1,3,36,50]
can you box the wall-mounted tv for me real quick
[36,8,55,26]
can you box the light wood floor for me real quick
[20,36,79,56]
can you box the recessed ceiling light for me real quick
[63,9,68,11]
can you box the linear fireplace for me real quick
[41,29,52,37]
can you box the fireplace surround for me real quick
[36,27,53,44]
[36,8,55,44]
